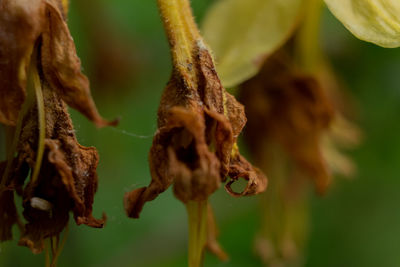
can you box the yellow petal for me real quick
[202,0,303,87]
[324,0,400,48]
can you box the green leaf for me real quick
[202,0,303,88]
[325,0,400,48]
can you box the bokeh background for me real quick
[1,1,400,266]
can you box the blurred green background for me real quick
[1,1,400,266]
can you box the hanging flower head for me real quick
[0,0,116,255]
[124,0,267,219]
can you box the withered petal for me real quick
[0,0,44,125]
[124,106,221,218]
[41,0,117,127]
[225,153,268,197]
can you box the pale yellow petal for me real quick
[202,0,303,88]
[324,0,400,48]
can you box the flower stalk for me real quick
[186,200,208,267]
[295,0,323,72]
[156,0,200,85]
[158,1,209,266]
[30,52,46,186]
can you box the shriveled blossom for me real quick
[240,50,335,193]
[124,1,266,265]
[123,11,267,220]
[0,0,115,255]
[239,44,360,265]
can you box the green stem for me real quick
[30,59,45,186]
[186,200,208,267]
[295,0,323,72]
[156,0,201,88]
[51,224,69,267]
[45,239,51,267]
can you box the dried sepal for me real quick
[240,51,334,193]
[124,41,267,218]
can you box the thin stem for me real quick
[295,0,323,72]
[45,240,51,267]
[51,224,69,267]
[186,200,208,267]
[30,61,46,186]
[157,0,201,84]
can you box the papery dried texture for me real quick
[325,0,400,48]
[124,41,267,218]
[240,52,334,193]
[0,0,45,125]
[14,82,105,253]
[0,0,115,127]
[202,0,303,87]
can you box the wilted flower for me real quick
[124,39,267,218]
[124,1,267,265]
[0,0,115,256]
[240,50,334,193]
[238,46,360,265]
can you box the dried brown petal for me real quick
[226,152,268,197]
[41,0,117,127]
[124,41,267,218]
[0,0,114,127]
[240,51,334,193]
[0,0,45,126]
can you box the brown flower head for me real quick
[124,2,267,218]
[240,51,334,193]
[0,0,114,254]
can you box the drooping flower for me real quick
[0,0,115,255]
[240,50,335,193]
[124,1,267,264]
[124,38,267,218]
